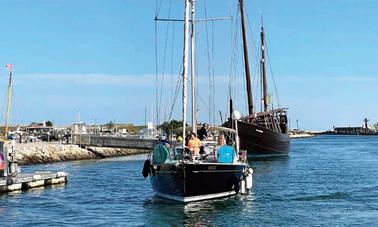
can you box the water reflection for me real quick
[143,194,256,226]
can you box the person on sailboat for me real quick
[198,123,210,141]
[217,134,226,147]
[187,132,201,156]
[216,134,236,163]
[158,135,171,148]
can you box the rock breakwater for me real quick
[14,142,149,165]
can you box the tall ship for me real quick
[224,0,290,155]
[143,0,253,202]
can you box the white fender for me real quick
[246,170,253,190]
[240,179,246,194]
[245,167,253,190]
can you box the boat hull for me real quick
[150,163,247,202]
[224,120,290,155]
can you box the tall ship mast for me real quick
[225,0,290,155]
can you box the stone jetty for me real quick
[14,142,149,165]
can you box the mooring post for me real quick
[2,141,18,177]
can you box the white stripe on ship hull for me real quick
[155,191,236,203]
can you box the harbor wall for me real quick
[14,142,149,165]
[72,135,156,150]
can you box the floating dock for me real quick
[0,171,67,193]
[0,140,68,194]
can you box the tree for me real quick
[105,121,114,130]
[45,121,53,127]
[158,120,186,137]
[373,123,378,132]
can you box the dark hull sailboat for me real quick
[234,121,290,155]
[145,126,253,203]
[150,162,249,202]
[225,0,290,155]
[144,0,253,203]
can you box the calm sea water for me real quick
[1,135,378,226]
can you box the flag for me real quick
[267,93,272,104]
[5,64,13,72]
[261,94,272,104]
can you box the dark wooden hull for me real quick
[150,163,247,202]
[224,120,290,155]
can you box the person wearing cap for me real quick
[159,135,170,148]
[187,132,201,156]
[198,123,210,141]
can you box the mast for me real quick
[239,0,254,115]
[182,0,190,148]
[5,64,13,137]
[260,26,268,112]
[190,0,197,134]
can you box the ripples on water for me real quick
[0,136,378,226]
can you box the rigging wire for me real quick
[154,0,160,126]
[170,22,176,116]
[204,0,216,124]
[211,21,216,124]
[204,0,211,123]
[228,5,241,116]
[155,0,164,19]
[244,9,262,113]
[167,64,183,121]
[265,41,282,108]
[158,0,173,123]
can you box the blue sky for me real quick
[0,0,377,130]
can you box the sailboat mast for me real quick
[182,0,190,147]
[239,0,254,115]
[190,0,197,134]
[5,68,13,137]
[260,26,268,112]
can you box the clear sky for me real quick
[0,0,377,130]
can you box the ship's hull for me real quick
[150,163,248,202]
[224,120,290,155]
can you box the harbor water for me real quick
[0,136,378,226]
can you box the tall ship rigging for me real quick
[224,0,290,155]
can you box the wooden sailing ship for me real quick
[224,0,290,155]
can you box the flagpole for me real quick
[5,65,13,138]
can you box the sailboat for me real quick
[142,0,253,202]
[224,0,290,155]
